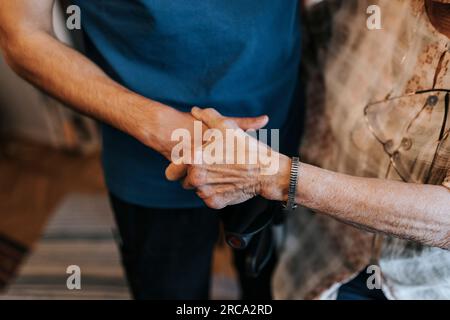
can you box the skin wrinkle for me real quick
[293,164,450,249]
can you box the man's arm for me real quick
[0,0,268,160]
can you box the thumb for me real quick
[165,163,188,181]
[231,115,269,130]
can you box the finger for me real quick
[232,115,269,130]
[203,197,227,210]
[191,107,225,128]
[192,107,268,131]
[197,185,240,204]
[203,191,241,210]
[165,163,188,181]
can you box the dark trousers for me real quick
[109,194,276,300]
[337,268,387,300]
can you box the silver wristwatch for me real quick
[282,157,300,211]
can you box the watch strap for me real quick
[282,157,300,211]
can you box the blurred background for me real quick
[0,1,238,300]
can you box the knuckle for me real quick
[190,171,204,187]
[191,176,203,187]
[190,178,200,187]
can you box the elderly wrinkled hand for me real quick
[165,107,290,209]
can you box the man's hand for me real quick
[165,107,290,209]
[147,106,269,161]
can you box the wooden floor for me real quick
[0,139,105,247]
[0,139,236,296]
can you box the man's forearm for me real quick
[1,28,173,154]
[266,159,450,249]
[1,28,269,160]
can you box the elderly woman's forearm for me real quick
[265,161,450,249]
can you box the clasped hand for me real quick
[165,107,290,209]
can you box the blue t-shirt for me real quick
[73,0,302,208]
